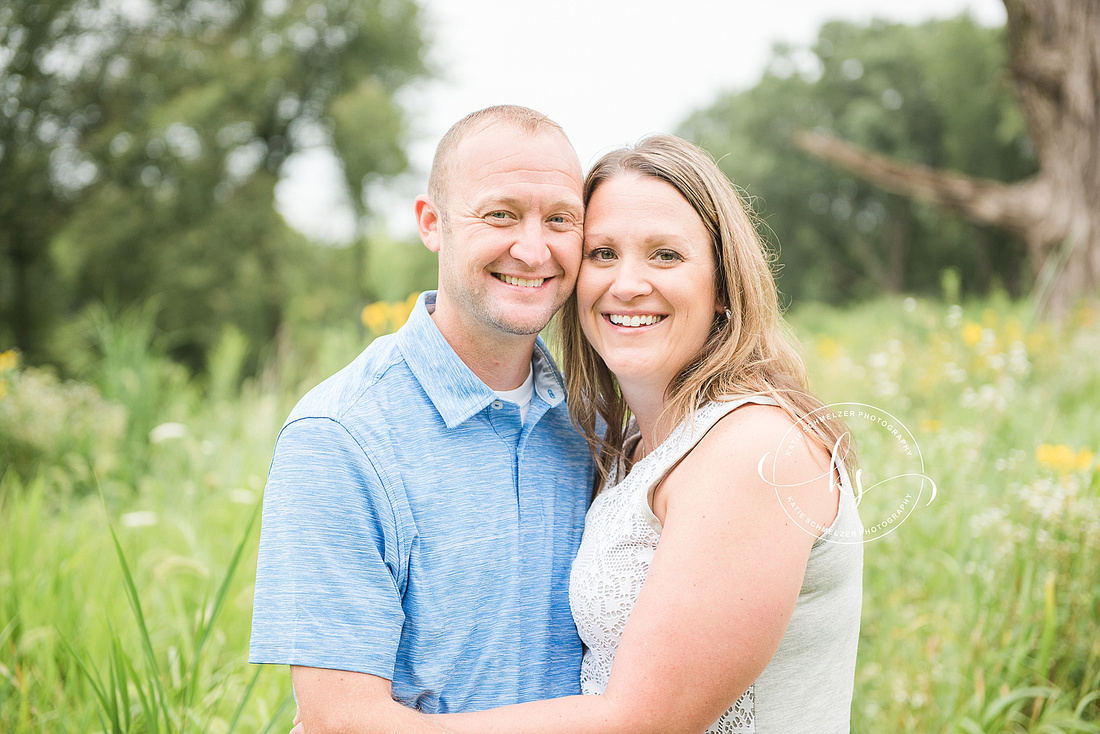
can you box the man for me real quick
[249,105,594,732]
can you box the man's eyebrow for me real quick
[475,195,583,213]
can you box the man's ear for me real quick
[415,195,442,253]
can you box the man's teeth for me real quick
[608,314,664,327]
[498,274,545,288]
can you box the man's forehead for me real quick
[455,122,581,177]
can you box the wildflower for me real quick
[1005,318,1024,343]
[230,488,256,504]
[121,511,158,528]
[0,349,18,372]
[816,337,840,360]
[1035,444,1095,475]
[361,301,391,334]
[150,422,188,443]
[919,419,943,434]
[361,293,420,335]
[962,323,983,347]
[945,305,963,328]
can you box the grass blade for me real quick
[226,664,264,734]
[184,502,261,704]
[103,509,171,731]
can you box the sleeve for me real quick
[248,416,408,679]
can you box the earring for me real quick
[724,308,732,321]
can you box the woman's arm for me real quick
[433,405,840,734]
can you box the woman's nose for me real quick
[607,258,652,301]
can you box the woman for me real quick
[425,134,864,733]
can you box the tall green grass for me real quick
[1,295,1097,732]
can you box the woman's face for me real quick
[578,173,721,395]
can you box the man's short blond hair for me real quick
[427,105,570,216]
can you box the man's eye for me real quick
[488,211,513,220]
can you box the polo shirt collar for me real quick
[398,291,566,429]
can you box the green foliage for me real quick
[680,15,1036,305]
[0,362,127,491]
[0,0,429,368]
[792,296,1100,731]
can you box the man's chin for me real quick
[486,309,557,338]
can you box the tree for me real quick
[680,15,1035,305]
[0,0,427,366]
[794,0,1099,315]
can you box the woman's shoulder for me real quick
[701,398,811,458]
[666,399,839,531]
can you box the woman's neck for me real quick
[619,380,675,461]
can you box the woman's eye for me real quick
[654,250,681,262]
[586,247,615,261]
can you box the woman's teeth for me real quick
[608,314,664,327]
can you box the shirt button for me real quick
[491,400,503,410]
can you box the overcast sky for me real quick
[275,0,1006,243]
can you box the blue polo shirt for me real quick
[249,291,593,712]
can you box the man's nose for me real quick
[509,218,552,268]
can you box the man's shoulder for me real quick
[285,333,410,427]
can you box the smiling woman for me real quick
[578,173,722,406]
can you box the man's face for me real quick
[420,123,584,342]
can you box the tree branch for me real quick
[793,129,1047,238]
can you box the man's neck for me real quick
[429,308,537,392]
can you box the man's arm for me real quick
[292,667,453,734]
[251,418,421,731]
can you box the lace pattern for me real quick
[569,399,768,733]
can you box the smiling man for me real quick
[249,106,595,733]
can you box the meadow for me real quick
[1,294,1097,733]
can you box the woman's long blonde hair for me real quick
[556,134,853,488]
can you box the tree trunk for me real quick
[795,0,1100,315]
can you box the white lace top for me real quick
[568,398,863,733]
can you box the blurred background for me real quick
[1,0,1097,731]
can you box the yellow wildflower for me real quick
[816,337,840,360]
[361,301,391,334]
[1036,444,1095,475]
[390,291,419,330]
[1076,303,1096,326]
[920,419,943,434]
[0,349,19,372]
[1005,318,1024,343]
[961,323,984,347]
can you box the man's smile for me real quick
[493,273,548,288]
